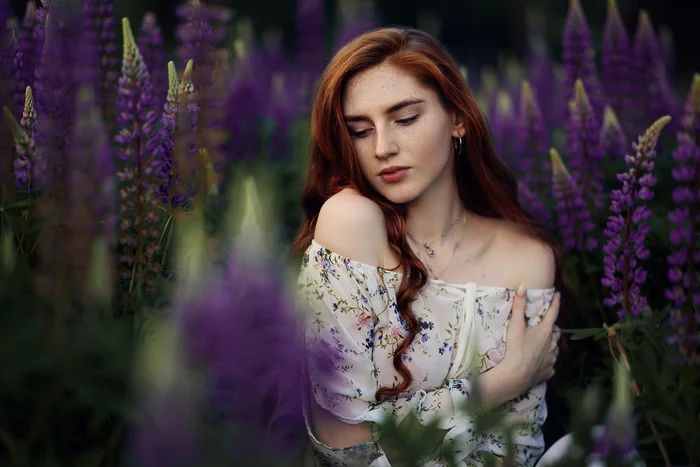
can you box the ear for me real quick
[451,112,466,138]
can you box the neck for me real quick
[406,167,464,244]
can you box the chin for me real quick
[375,184,422,205]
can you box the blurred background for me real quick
[10,0,699,81]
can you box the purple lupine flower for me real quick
[128,323,199,467]
[567,80,606,211]
[601,0,632,126]
[550,148,597,253]
[222,41,262,162]
[67,86,116,298]
[631,10,678,132]
[115,18,163,294]
[601,105,628,159]
[84,0,118,122]
[562,0,606,120]
[14,1,37,116]
[177,251,312,459]
[516,80,549,196]
[333,0,378,51]
[666,74,700,362]
[266,73,293,162]
[588,361,638,464]
[601,115,671,319]
[490,90,518,169]
[295,0,325,113]
[153,60,199,208]
[3,86,37,190]
[524,35,564,128]
[31,0,51,79]
[138,12,167,113]
[518,181,551,232]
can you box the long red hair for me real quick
[292,27,575,402]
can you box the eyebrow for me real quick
[343,98,425,122]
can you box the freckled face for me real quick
[342,62,462,204]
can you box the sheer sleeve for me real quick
[297,243,483,465]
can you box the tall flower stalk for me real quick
[138,12,166,113]
[115,17,163,295]
[602,0,632,126]
[550,148,597,253]
[84,0,117,124]
[3,86,37,191]
[601,105,628,159]
[153,60,199,209]
[567,79,605,211]
[516,80,549,196]
[562,0,605,119]
[601,115,671,319]
[14,1,37,116]
[666,75,700,364]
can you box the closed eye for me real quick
[348,115,419,138]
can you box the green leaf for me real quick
[562,327,607,340]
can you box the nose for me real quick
[374,127,398,160]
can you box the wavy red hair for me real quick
[292,27,575,402]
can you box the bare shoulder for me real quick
[314,188,388,266]
[490,219,556,289]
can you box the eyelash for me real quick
[350,115,419,138]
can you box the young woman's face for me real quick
[342,62,464,205]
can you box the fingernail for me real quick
[516,283,526,297]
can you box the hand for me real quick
[502,285,561,395]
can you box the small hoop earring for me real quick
[454,136,463,156]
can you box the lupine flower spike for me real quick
[14,1,37,115]
[602,115,671,319]
[550,148,597,252]
[602,0,632,125]
[562,0,605,119]
[516,80,549,196]
[666,74,700,365]
[567,79,605,211]
[3,86,36,190]
[601,105,628,159]
[115,17,163,294]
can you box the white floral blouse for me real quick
[297,240,557,466]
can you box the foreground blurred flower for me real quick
[602,115,671,319]
[550,148,596,252]
[516,80,549,196]
[567,80,605,211]
[562,0,605,119]
[601,0,632,126]
[588,361,639,465]
[666,74,700,364]
[115,17,163,294]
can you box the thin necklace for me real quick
[409,216,466,280]
[407,211,463,258]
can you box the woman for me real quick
[292,27,572,466]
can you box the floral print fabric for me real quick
[298,240,557,466]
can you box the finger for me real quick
[549,340,557,352]
[541,291,561,328]
[508,283,528,338]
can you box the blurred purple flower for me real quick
[562,0,606,120]
[138,12,167,113]
[490,90,518,170]
[0,0,17,198]
[524,35,565,128]
[666,75,700,361]
[516,80,549,196]
[295,0,325,113]
[3,86,37,190]
[84,0,118,121]
[266,73,294,162]
[658,25,675,79]
[601,116,671,319]
[550,148,597,253]
[602,0,633,127]
[177,251,311,458]
[333,0,378,51]
[518,181,551,232]
[115,18,163,293]
[567,80,605,211]
[631,10,678,132]
[601,105,628,159]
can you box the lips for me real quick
[379,166,410,183]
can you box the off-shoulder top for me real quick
[297,240,557,466]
